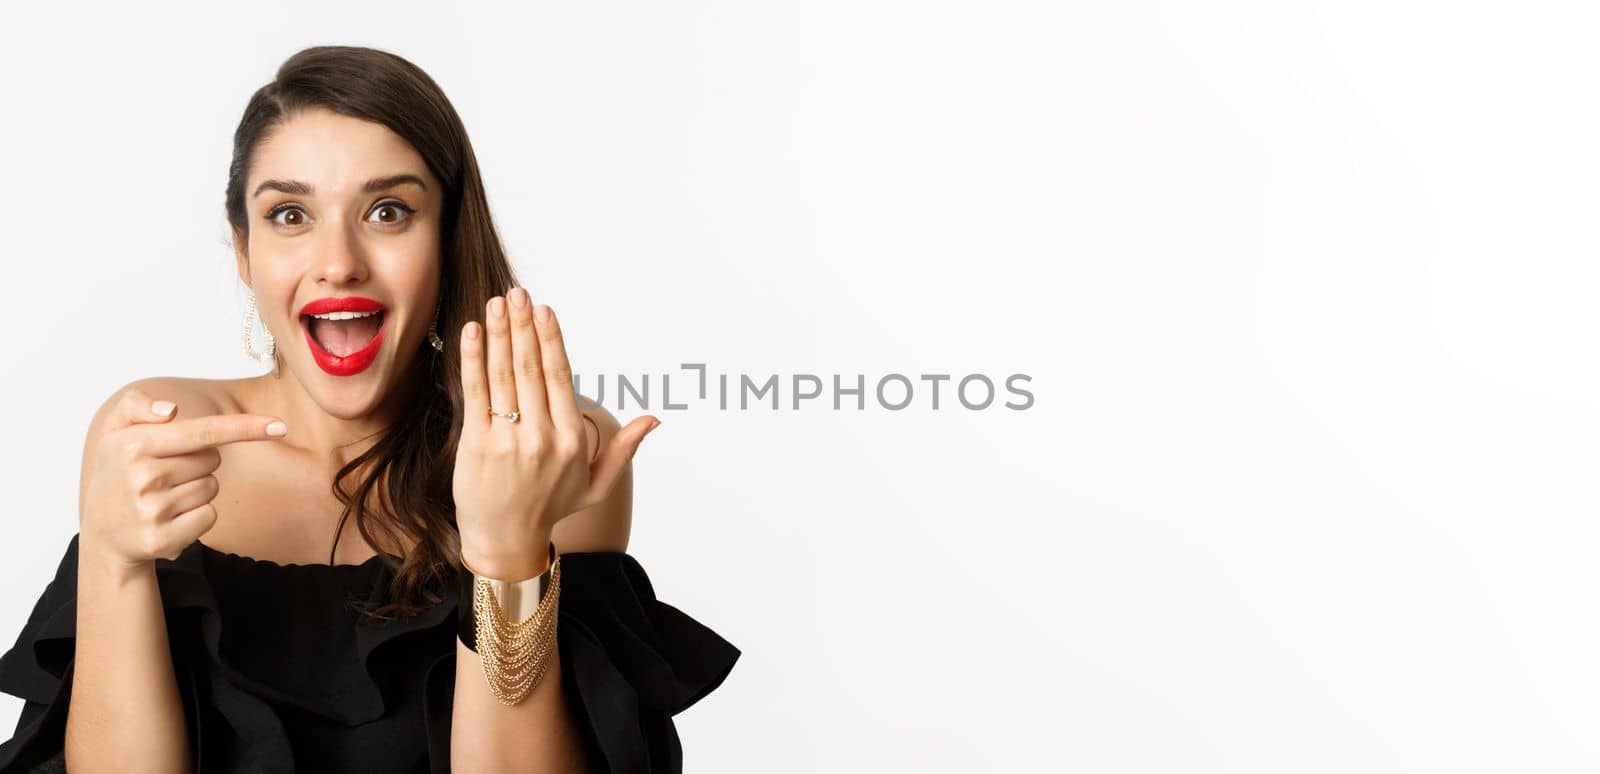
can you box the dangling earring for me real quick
[426,303,445,352]
[242,290,277,363]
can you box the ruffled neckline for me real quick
[196,540,389,572]
[177,537,459,726]
[0,533,742,774]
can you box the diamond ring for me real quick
[488,407,521,423]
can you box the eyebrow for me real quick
[251,174,429,200]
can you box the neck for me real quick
[244,361,422,473]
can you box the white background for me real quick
[1,1,1594,771]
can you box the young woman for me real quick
[0,45,739,773]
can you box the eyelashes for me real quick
[263,199,417,228]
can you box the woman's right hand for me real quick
[78,385,289,575]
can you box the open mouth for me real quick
[301,310,386,357]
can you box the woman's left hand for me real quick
[454,288,659,580]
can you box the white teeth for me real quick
[308,310,381,321]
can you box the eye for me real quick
[368,200,415,226]
[264,203,308,227]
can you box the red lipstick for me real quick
[299,296,387,377]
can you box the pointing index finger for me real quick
[140,414,288,457]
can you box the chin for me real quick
[307,381,388,420]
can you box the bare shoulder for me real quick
[578,395,621,464]
[93,375,274,443]
[555,396,632,554]
[110,376,239,420]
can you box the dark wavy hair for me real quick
[224,45,515,622]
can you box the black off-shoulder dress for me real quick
[0,534,740,773]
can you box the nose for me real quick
[313,222,371,287]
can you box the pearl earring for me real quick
[242,290,276,363]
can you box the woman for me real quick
[0,45,739,773]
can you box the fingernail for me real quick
[152,400,175,417]
[266,421,288,437]
[490,297,506,318]
[646,418,662,434]
[535,304,552,323]
[465,322,480,340]
[510,288,529,308]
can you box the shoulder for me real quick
[578,395,621,464]
[556,396,632,554]
[86,376,237,436]
[86,375,236,434]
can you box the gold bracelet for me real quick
[457,541,561,705]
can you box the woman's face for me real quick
[234,106,443,420]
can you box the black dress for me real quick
[0,534,740,773]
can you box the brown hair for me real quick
[224,45,514,621]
